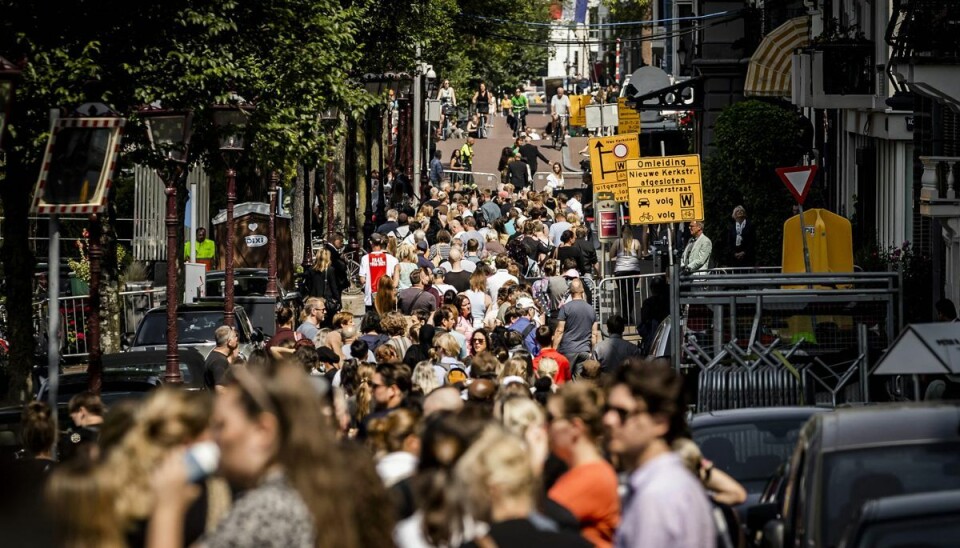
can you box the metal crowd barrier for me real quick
[594,272,667,338]
[443,170,500,187]
[697,365,806,413]
[533,171,583,190]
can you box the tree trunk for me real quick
[1,162,38,403]
[98,212,121,355]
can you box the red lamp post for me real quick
[266,171,279,298]
[139,106,193,384]
[212,97,252,327]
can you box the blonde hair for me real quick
[397,243,417,263]
[313,248,332,272]
[355,363,376,423]
[108,389,214,522]
[500,397,545,438]
[434,332,460,359]
[537,358,558,382]
[413,360,441,395]
[454,426,535,524]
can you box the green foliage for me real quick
[354,0,553,92]
[703,100,809,267]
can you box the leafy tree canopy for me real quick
[703,99,811,267]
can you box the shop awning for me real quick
[744,17,810,97]
[873,323,960,375]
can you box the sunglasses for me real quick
[471,338,487,344]
[603,403,642,423]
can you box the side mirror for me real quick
[121,333,134,349]
[251,327,265,344]
[760,518,785,548]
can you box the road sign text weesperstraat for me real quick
[626,154,704,225]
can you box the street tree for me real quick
[703,100,811,267]
[0,0,370,401]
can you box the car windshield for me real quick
[205,277,269,297]
[858,513,960,548]
[822,443,960,547]
[693,418,810,485]
[134,311,248,345]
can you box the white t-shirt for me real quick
[359,251,398,305]
[566,197,584,221]
[551,94,571,117]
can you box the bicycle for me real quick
[512,108,527,138]
[552,114,569,149]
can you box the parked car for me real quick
[202,268,301,336]
[753,403,960,548]
[836,489,960,548]
[691,406,832,512]
[34,348,208,404]
[125,303,257,360]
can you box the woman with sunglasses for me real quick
[148,363,377,548]
[545,383,620,548]
[469,329,491,357]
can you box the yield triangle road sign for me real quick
[776,165,817,205]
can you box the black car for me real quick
[755,403,960,548]
[125,303,257,359]
[837,489,960,548]
[34,348,208,404]
[203,268,301,336]
[691,406,832,511]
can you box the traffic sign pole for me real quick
[797,204,812,274]
[776,165,818,274]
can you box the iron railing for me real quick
[32,288,167,359]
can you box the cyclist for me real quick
[510,87,528,138]
[437,79,457,140]
[550,86,571,149]
[472,82,494,138]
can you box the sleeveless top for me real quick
[614,239,643,273]
[465,289,487,326]
[397,262,418,290]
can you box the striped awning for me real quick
[744,17,810,97]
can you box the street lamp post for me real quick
[212,97,252,327]
[0,56,22,150]
[266,171,279,298]
[139,107,192,384]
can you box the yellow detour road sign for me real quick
[617,97,640,134]
[589,134,641,202]
[569,95,591,127]
[626,154,703,224]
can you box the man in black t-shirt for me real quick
[203,325,237,389]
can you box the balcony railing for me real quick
[817,42,875,95]
[887,1,960,62]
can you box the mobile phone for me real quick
[184,441,220,483]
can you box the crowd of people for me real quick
[1,171,752,546]
[4,348,748,548]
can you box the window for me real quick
[821,443,960,547]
